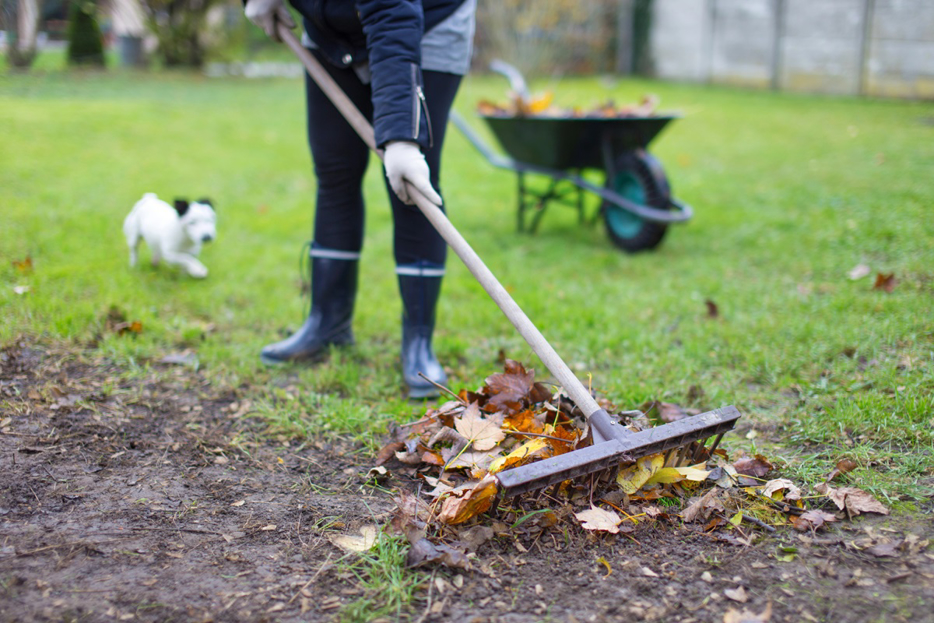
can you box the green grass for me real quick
[1,65,933,510]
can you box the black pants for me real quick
[304,49,462,267]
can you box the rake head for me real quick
[495,406,741,497]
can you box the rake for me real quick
[276,25,740,497]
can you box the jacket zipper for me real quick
[411,65,434,148]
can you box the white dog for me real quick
[123,193,217,278]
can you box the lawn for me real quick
[1,63,932,510]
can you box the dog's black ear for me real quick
[174,199,190,216]
[197,197,214,209]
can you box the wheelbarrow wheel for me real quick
[602,149,671,253]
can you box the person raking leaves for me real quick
[244,0,477,398]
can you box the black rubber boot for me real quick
[398,263,447,399]
[260,245,358,365]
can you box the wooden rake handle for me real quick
[278,25,603,417]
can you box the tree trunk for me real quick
[9,0,42,68]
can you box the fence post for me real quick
[770,0,786,90]
[616,0,634,75]
[858,0,875,96]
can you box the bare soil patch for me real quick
[1,340,932,622]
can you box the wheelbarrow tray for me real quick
[480,114,679,170]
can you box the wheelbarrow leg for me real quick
[517,171,527,233]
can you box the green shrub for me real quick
[66,1,105,67]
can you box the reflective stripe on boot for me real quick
[397,263,447,398]
[260,244,359,365]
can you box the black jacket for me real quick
[289,0,466,149]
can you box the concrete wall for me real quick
[649,0,934,98]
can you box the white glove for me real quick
[383,141,442,207]
[244,0,296,41]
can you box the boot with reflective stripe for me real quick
[260,244,358,365]
[398,263,447,399]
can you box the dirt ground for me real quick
[1,340,932,623]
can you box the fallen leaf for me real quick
[681,488,724,523]
[791,510,836,532]
[705,299,719,318]
[815,483,889,516]
[375,441,405,466]
[12,256,33,273]
[329,526,380,553]
[617,453,664,494]
[575,506,622,534]
[733,455,773,478]
[641,401,700,424]
[454,403,505,452]
[406,538,471,569]
[724,586,748,603]
[437,476,499,525]
[723,601,772,622]
[444,449,501,476]
[762,478,801,501]
[848,263,870,280]
[825,458,858,482]
[457,525,494,552]
[596,556,612,578]
[866,540,900,558]
[489,437,550,473]
[483,360,535,409]
[873,272,897,293]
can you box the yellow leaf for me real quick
[729,511,743,527]
[489,437,550,473]
[644,467,687,486]
[673,465,711,481]
[616,453,664,494]
[596,556,612,578]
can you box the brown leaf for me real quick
[641,401,700,423]
[575,506,622,534]
[732,455,773,478]
[406,538,471,569]
[375,441,405,466]
[437,476,499,525]
[484,360,535,409]
[454,403,505,452]
[12,256,33,273]
[825,458,859,482]
[815,483,889,516]
[705,299,719,318]
[681,488,724,523]
[791,510,837,532]
[873,272,897,293]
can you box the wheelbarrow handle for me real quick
[278,25,603,418]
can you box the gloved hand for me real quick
[244,0,296,41]
[383,141,442,207]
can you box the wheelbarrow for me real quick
[451,68,693,252]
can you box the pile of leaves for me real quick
[477,92,661,118]
[373,361,893,561]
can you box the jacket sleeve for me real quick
[357,0,431,150]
